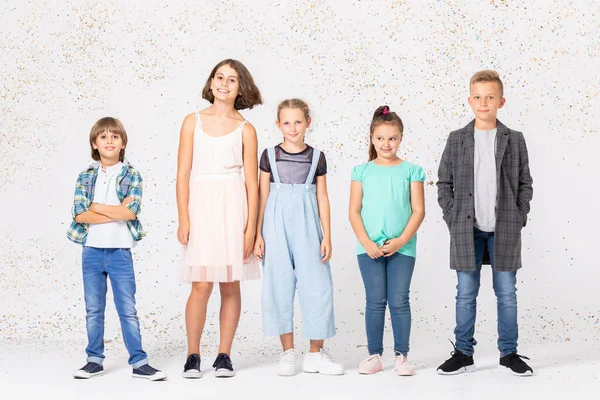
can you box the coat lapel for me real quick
[462,120,475,168]
[495,120,509,181]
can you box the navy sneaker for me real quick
[213,353,235,377]
[437,341,476,375]
[499,353,533,376]
[73,362,104,379]
[182,354,202,379]
[132,364,168,381]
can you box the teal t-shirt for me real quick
[351,160,426,258]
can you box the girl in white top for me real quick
[176,59,262,378]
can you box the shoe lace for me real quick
[359,354,379,366]
[83,362,100,372]
[281,350,295,364]
[184,354,199,369]
[320,348,335,364]
[138,364,159,374]
[213,353,232,369]
[447,339,468,359]
[508,353,531,364]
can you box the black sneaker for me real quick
[73,362,104,379]
[213,353,235,377]
[437,342,476,375]
[182,353,202,379]
[499,353,533,376]
[132,364,168,381]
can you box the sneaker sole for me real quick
[277,371,296,377]
[214,369,235,378]
[302,368,344,376]
[437,364,476,375]
[358,369,384,375]
[132,372,168,381]
[499,365,534,377]
[182,370,202,379]
[73,370,104,379]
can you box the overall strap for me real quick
[305,149,321,185]
[267,147,281,184]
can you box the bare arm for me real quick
[316,174,332,262]
[253,170,271,261]
[89,203,135,221]
[349,180,384,258]
[242,123,259,258]
[382,181,425,256]
[75,211,114,224]
[255,170,271,240]
[176,113,195,244]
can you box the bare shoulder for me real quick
[180,113,197,137]
[242,121,257,138]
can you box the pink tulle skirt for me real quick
[181,174,261,282]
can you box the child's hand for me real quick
[382,238,405,256]
[321,238,332,263]
[121,197,134,206]
[254,236,265,261]
[364,240,384,259]
[243,230,255,260]
[177,219,190,245]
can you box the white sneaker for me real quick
[278,349,296,376]
[302,349,344,375]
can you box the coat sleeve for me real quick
[437,132,455,217]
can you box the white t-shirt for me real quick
[86,162,135,248]
[473,128,497,232]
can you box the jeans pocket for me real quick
[119,248,133,262]
[82,246,91,259]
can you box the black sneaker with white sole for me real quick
[437,342,476,375]
[213,353,235,377]
[73,362,104,379]
[182,353,202,379]
[132,364,168,381]
[499,353,533,376]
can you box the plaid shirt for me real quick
[66,160,145,245]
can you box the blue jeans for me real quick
[454,228,518,357]
[82,247,148,367]
[357,252,415,356]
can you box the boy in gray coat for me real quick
[436,70,534,376]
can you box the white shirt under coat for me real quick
[473,128,497,233]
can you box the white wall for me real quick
[1,0,598,354]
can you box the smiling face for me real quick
[92,129,125,164]
[371,123,402,160]
[276,107,311,146]
[468,81,505,125]
[210,63,240,103]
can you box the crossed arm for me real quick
[74,198,136,224]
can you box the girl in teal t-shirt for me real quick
[349,105,425,376]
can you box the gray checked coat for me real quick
[437,120,533,272]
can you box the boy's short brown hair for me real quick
[201,59,263,110]
[470,70,504,97]
[89,117,128,162]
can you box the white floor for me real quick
[2,339,598,400]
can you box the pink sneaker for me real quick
[357,354,383,374]
[394,354,415,376]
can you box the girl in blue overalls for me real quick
[254,99,344,377]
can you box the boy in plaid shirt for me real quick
[67,117,166,381]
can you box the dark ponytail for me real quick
[368,105,404,161]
